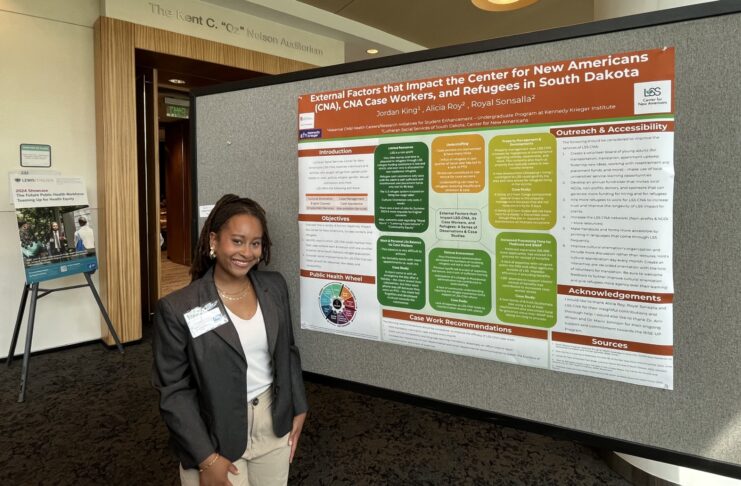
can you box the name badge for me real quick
[183,301,228,338]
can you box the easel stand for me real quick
[6,272,124,402]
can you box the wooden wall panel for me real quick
[94,17,141,344]
[94,17,315,344]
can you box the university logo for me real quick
[299,129,322,139]
[298,112,315,129]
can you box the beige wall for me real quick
[0,1,102,358]
[594,0,716,20]
[101,0,344,65]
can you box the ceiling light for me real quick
[472,0,539,12]
[168,78,186,85]
[366,48,379,55]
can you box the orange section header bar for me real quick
[305,193,367,197]
[298,48,674,139]
[550,121,674,137]
[558,285,673,304]
[382,309,548,339]
[552,332,673,356]
[298,146,377,157]
[298,214,374,223]
[300,269,375,284]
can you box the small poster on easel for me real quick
[8,174,123,402]
[10,174,98,283]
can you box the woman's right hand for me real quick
[199,454,239,486]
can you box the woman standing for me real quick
[153,194,308,486]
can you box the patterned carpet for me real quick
[0,327,629,485]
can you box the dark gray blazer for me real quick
[152,266,308,469]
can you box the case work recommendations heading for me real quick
[297,48,675,389]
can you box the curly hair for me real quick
[190,194,272,281]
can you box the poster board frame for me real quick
[190,1,741,478]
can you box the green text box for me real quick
[429,248,491,316]
[489,134,556,230]
[377,236,425,309]
[496,232,556,327]
[375,142,429,232]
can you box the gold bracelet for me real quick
[199,453,220,473]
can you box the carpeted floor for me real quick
[0,327,630,485]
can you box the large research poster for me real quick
[298,48,675,389]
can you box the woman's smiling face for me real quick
[209,213,263,280]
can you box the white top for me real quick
[225,302,273,401]
[75,225,95,249]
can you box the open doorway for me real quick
[135,50,264,324]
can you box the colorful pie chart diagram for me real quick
[319,282,357,327]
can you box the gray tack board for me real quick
[195,12,741,466]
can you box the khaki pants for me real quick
[180,387,290,486]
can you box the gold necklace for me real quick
[216,282,251,302]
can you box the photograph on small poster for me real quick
[11,175,98,283]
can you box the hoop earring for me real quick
[209,247,216,259]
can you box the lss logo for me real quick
[643,87,662,97]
